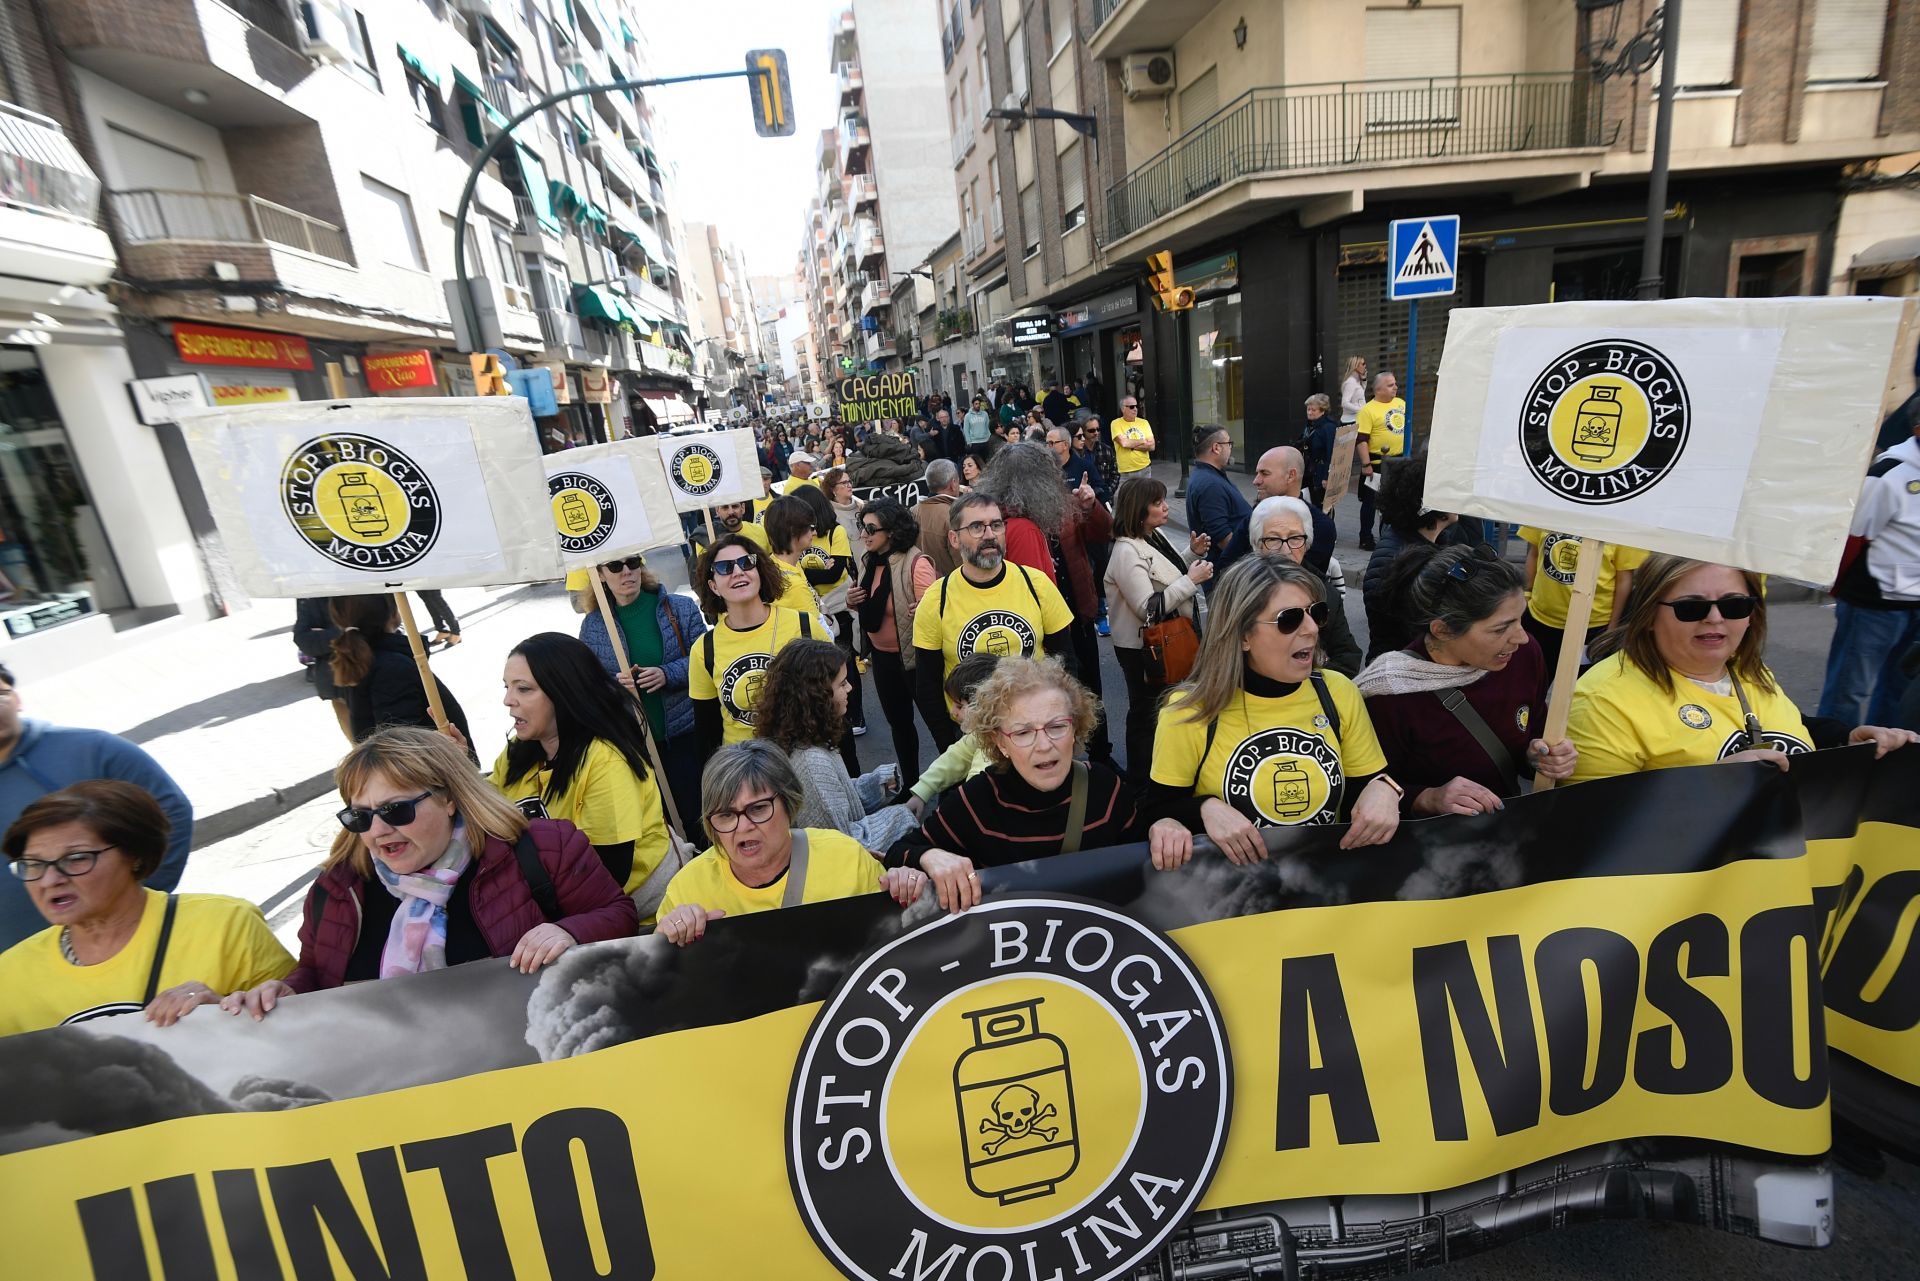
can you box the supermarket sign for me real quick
[173,322,314,371]
[363,349,438,392]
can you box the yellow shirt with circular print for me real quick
[657,828,881,919]
[1518,528,1650,630]
[911,563,1074,683]
[1356,397,1407,459]
[1112,416,1156,474]
[488,737,670,901]
[688,606,818,742]
[1566,652,1811,783]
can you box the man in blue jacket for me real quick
[1184,425,1253,592]
[0,664,194,949]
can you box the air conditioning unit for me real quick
[1122,50,1177,99]
[300,1,354,64]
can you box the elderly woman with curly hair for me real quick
[898,657,1193,913]
[755,639,919,852]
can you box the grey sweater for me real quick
[787,745,920,851]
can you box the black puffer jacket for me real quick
[847,431,924,487]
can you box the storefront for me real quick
[1176,254,1245,458]
[1052,284,1144,421]
[168,321,318,406]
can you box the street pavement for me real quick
[19,456,1913,1278]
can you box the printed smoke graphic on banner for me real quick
[548,471,618,555]
[279,433,441,570]
[1519,340,1689,505]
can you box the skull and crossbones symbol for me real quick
[978,1084,1059,1155]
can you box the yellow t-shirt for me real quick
[1566,653,1811,784]
[688,606,818,742]
[657,827,881,918]
[0,889,293,1037]
[911,563,1075,681]
[799,525,852,595]
[749,496,775,525]
[1112,416,1156,474]
[1356,397,1407,459]
[1151,674,1388,827]
[488,737,671,900]
[781,474,822,495]
[1518,529,1649,630]
[736,520,771,551]
[767,554,825,618]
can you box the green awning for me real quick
[396,45,440,87]
[516,146,563,235]
[454,70,509,148]
[573,112,595,146]
[548,179,590,224]
[574,284,637,329]
[584,203,609,233]
[620,18,637,45]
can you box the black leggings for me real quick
[868,647,921,788]
[832,611,864,728]
[1113,646,1161,783]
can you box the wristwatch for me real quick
[1372,774,1405,799]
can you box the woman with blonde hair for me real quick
[221,728,636,1018]
[1149,557,1402,864]
[1567,555,1914,782]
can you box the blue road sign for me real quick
[1388,215,1459,300]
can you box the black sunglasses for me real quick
[1659,594,1758,623]
[1259,602,1330,634]
[711,552,759,577]
[600,555,645,574]
[338,790,435,834]
[859,522,886,535]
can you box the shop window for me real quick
[1728,237,1816,297]
[1808,0,1888,82]
[0,348,117,636]
[1188,293,1246,458]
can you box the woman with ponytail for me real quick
[328,595,472,748]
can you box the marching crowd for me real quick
[0,379,1916,1038]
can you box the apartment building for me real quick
[954,0,1919,462]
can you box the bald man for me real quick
[1253,445,1335,574]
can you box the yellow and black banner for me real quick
[0,750,1914,1278]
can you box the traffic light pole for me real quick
[451,69,759,355]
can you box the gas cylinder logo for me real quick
[718,654,772,726]
[671,443,723,497]
[1222,727,1344,826]
[957,610,1037,660]
[280,433,440,570]
[548,471,618,555]
[1540,532,1582,586]
[1518,340,1688,505]
[788,897,1231,1281]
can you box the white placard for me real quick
[655,427,761,512]
[544,440,681,568]
[179,397,560,596]
[1423,297,1911,583]
[127,375,208,425]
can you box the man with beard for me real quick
[696,500,767,553]
[911,494,1074,749]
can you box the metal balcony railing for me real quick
[950,120,974,167]
[110,188,351,261]
[0,101,100,223]
[1103,73,1617,243]
[227,0,305,49]
[1090,0,1126,33]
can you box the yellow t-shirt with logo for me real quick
[1566,652,1811,784]
[688,605,818,742]
[1112,416,1156,474]
[657,828,881,918]
[799,525,852,595]
[781,474,822,495]
[1356,397,1407,459]
[1151,675,1388,827]
[749,496,775,525]
[1518,528,1649,630]
[0,889,293,1037]
[911,563,1075,681]
[488,737,670,900]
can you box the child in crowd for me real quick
[904,655,1001,818]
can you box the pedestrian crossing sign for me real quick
[1388,215,1459,300]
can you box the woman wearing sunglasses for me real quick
[577,553,708,827]
[849,497,937,784]
[656,742,925,944]
[1567,556,1916,782]
[688,534,823,754]
[1149,557,1402,863]
[0,781,291,1036]
[222,728,636,1018]
[900,658,1192,913]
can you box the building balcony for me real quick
[109,187,356,288]
[855,221,885,267]
[839,116,871,174]
[1087,0,1223,60]
[538,306,587,360]
[838,61,863,104]
[950,121,975,168]
[0,102,114,287]
[1102,73,1619,253]
[846,173,877,208]
[49,0,314,128]
[860,278,892,314]
[867,332,897,361]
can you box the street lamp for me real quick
[985,99,1098,142]
[1577,0,1678,300]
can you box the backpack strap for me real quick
[702,630,717,681]
[939,572,951,618]
[780,830,812,910]
[1309,673,1342,744]
[1189,720,1219,790]
[1013,562,1042,609]
[662,598,686,654]
[1434,687,1517,788]
[514,830,564,922]
[141,894,181,1005]
[799,611,814,638]
[1060,762,1091,855]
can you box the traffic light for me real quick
[1145,250,1194,312]
[747,50,794,137]
[470,352,509,396]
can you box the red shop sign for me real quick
[172,322,314,371]
[363,349,439,392]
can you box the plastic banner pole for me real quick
[586,569,689,842]
[392,591,451,732]
[1534,536,1604,791]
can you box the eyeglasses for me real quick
[1258,533,1309,553]
[1659,595,1758,623]
[860,522,887,535]
[337,790,436,834]
[1256,602,1330,634]
[600,555,645,574]
[708,796,779,833]
[9,847,110,882]
[958,519,1007,538]
[711,553,759,578]
[998,717,1075,749]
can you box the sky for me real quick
[643,1,847,295]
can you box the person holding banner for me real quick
[688,535,823,753]
[0,781,292,1036]
[1356,544,1575,814]
[656,742,926,945]
[1149,557,1403,858]
[1519,527,1646,679]
[223,729,637,1015]
[328,596,474,749]
[851,497,937,786]
[1567,557,1917,782]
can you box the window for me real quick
[988,154,1003,234]
[1361,6,1460,123]
[1808,0,1888,82]
[1673,0,1740,89]
[1047,0,1074,59]
[360,175,427,271]
[1007,20,1030,102]
[1020,183,1040,259]
[978,41,992,121]
[1058,141,1085,232]
[404,70,444,133]
[1178,66,1219,133]
[493,224,526,289]
[959,71,970,126]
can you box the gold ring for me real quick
[968,871,977,881]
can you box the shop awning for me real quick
[640,393,696,424]
[573,284,626,327]
[515,145,563,235]
[396,44,441,87]
[1850,234,1920,281]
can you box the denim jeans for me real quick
[1817,600,1920,727]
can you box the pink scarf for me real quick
[372,823,472,978]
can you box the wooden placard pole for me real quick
[702,506,718,546]
[1533,535,1604,792]
[324,362,349,399]
[586,569,689,842]
[393,591,452,732]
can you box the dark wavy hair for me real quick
[753,639,847,752]
[693,533,777,619]
[1112,475,1168,540]
[1376,456,1448,539]
[763,495,816,554]
[1379,542,1525,645]
[788,480,837,537]
[499,633,652,800]
[857,497,919,556]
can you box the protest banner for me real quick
[836,371,918,426]
[1319,419,1359,514]
[655,427,761,512]
[7,750,1916,1278]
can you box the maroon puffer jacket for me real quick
[283,819,638,993]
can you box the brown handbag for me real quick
[1140,589,1199,687]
